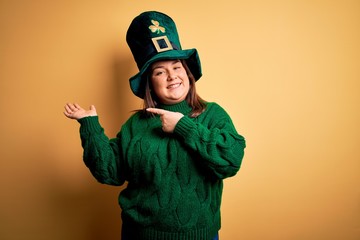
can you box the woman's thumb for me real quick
[89,105,97,116]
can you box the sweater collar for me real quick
[158,100,192,115]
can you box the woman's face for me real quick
[150,59,190,105]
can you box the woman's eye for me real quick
[154,71,163,76]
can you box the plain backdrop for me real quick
[0,0,359,239]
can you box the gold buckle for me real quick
[151,36,173,52]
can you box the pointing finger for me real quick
[146,108,168,115]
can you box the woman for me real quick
[64,11,245,240]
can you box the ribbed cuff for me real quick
[174,116,196,138]
[78,116,103,135]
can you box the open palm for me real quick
[64,103,97,120]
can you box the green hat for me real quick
[126,11,202,98]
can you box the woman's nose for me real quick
[167,72,177,81]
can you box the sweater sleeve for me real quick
[78,116,125,186]
[174,104,246,179]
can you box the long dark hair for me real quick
[140,59,206,118]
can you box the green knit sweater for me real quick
[78,101,246,240]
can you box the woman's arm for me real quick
[78,116,125,186]
[174,104,246,179]
[64,103,125,186]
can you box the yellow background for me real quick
[1,0,359,239]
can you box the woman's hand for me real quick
[64,103,97,120]
[146,108,184,133]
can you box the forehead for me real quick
[151,59,180,69]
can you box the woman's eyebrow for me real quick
[152,65,164,70]
[152,60,180,70]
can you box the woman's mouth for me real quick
[167,83,181,89]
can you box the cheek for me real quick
[151,78,166,94]
[180,71,190,83]
[183,75,190,87]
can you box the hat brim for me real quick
[129,48,202,98]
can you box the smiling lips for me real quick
[167,82,182,89]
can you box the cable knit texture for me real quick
[78,101,246,240]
